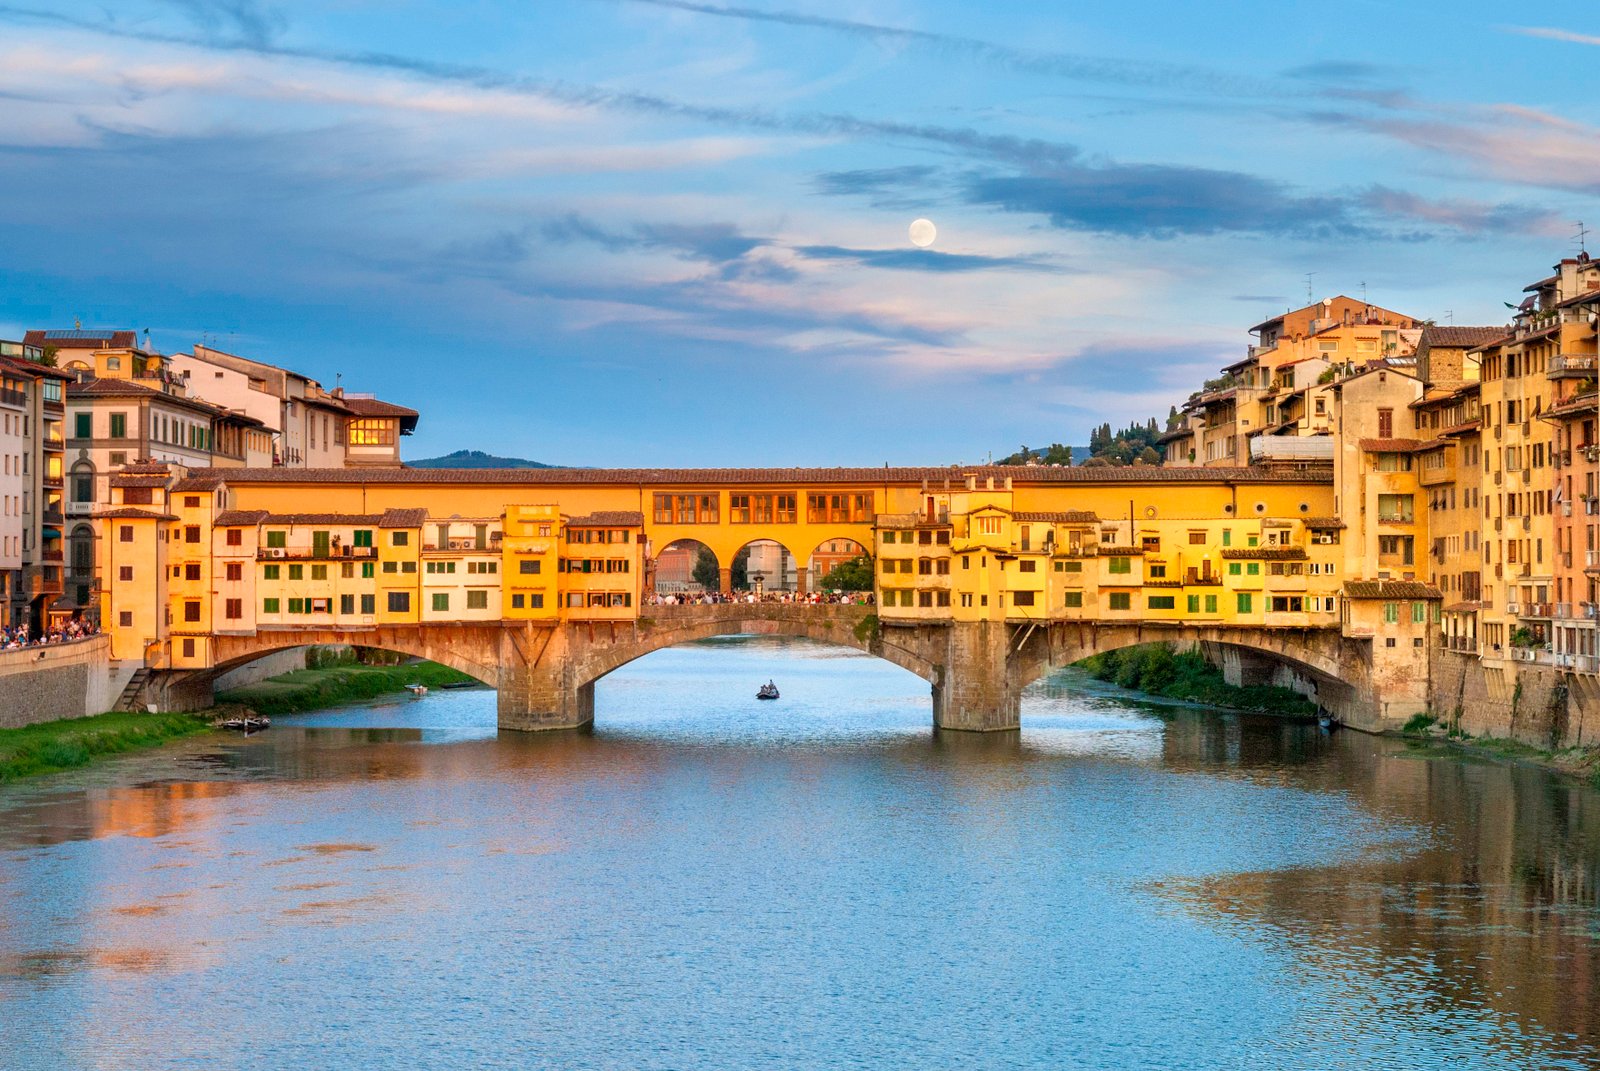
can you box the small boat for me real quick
[404,683,429,696]
[756,681,779,701]
[1317,709,1338,731]
[218,715,270,733]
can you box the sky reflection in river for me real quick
[2,636,1599,1069]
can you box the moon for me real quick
[909,218,937,248]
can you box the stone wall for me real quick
[1430,652,1596,748]
[0,635,114,728]
[212,646,309,692]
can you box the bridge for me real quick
[152,602,1386,732]
[96,462,1436,734]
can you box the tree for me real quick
[821,554,874,591]
[729,547,750,590]
[692,547,721,590]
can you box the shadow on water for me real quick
[1,636,1600,1068]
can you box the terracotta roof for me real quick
[379,507,429,528]
[1544,393,1598,420]
[1221,547,1308,560]
[25,329,137,349]
[261,513,383,526]
[215,410,266,427]
[1554,289,1600,310]
[1443,601,1484,614]
[1343,580,1443,599]
[1417,325,1505,350]
[1437,419,1482,437]
[342,396,419,433]
[1098,546,1146,556]
[304,394,351,414]
[1013,511,1100,524]
[0,355,72,381]
[92,507,176,521]
[1359,437,1427,453]
[67,378,224,414]
[171,474,226,491]
[109,475,170,490]
[1155,426,1195,444]
[214,509,270,527]
[1523,274,1559,293]
[188,464,1330,487]
[567,511,645,527]
[1467,334,1513,354]
[119,461,172,475]
[1303,517,1345,529]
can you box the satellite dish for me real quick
[909,218,937,248]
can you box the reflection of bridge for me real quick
[161,603,1380,732]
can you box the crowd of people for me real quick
[1,618,99,650]
[647,590,875,607]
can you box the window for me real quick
[340,594,355,615]
[391,531,409,546]
[1188,531,1207,545]
[119,566,133,582]
[225,599,242,620]
[978,515,1002,535]
[266,530,286,548]
[184,563,201,581]
[1378,494,1414,523]
[360,594,375,615]
[1412,601,1426,623]
[1108,557,1131,574]
[382,561,397,574]
[1377,408,1394,438]
[401,561,416,574]
[1236,593,1253,613]
[919,591,934,608]
[74,413,91,438]
[119,525,133,543]
[287,598,304,614]
[729,494,751,524]
[1228,562,1242,576]
[362,562,375,578]
[262,598,280,614]
[1247,562,1260,576]
[353,529,373,547]
[1014,591,1036,607]
[1222,529,1232,547]
[118,610,133,627]
[311,565,327,580]
[1108,592,1131,610]
[432,593,449,612]
[109,413,127,439]
[182,639,195,658]
[263,564,280,580]
[520,559,540,574]
[349,418,396,445]
[1205,595,1218,613]
[288,564,303,580]
[1019,560,1036,573]
[341,563,354,579]
[1064,591,1083,608]
[387,592,411,613]
[1187,595,1200,613]
[1383,602,1399,624]
[1148,596,1176,609]
[467,590,488,610]
[226,529,242,547]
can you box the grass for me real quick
[1078,643,1317,717]
[217,660,475,717]
[0,711,214,783]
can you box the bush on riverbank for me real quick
[218,660,474,717]
[0,711,213,782]
[1078,644,1316,716]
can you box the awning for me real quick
[42,527,61,539]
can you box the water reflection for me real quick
[0,637,1597,1069]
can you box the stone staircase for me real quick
[111,666,150,712]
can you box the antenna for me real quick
[1360,280,1368,303]
[1443,309,1454,325]
[1304,272,1318,305]
[1576,220,1590,256]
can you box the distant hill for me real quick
[408,450,556,469]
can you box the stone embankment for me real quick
[0,635,119,728]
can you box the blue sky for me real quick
[1,1,1597,465]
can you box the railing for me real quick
[1548,354,1598,376]
[256,546,378,560]
[0,387,26,408]
[1577,655,1600,674]
[1556,603,1574,619]
[1524,602,1553,618]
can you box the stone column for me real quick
[931,620,1021,732]
[720,566,734,594]
[496,623,594,731]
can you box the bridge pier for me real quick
[930,621,1021,732]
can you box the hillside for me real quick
[408,449,555,469]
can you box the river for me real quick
[3,636,1600,1069]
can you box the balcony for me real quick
[0,387,25,409]
[256,546,378,561]
[1556,602,1575,619]
[1587,602,1600,620]
[1443,635,1479,654]
[24,564,61,595]
[1183,568,1222,586]
[41,473,63,489]
[1547,354,1598,378]
[1523,602,1553,619]
[1577,655,1600,674]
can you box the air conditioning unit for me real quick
[1315,535,1335,544]
[270,548,284,558]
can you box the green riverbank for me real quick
[1079,644,1317,717]
[1398,713,1600,788]
[217,659,476,716]
[0,711,214,783]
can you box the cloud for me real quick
[813,165,939,197]
[602,0,1291,99]
[1281,60,1391,84]
[963,165,1358,239]
[541,214,771,264]
[1231,294,1286,303]
[160,0,285,47]
[793,244,1065,274]
[1356,185,1565,236]
[1503,25,1600,47]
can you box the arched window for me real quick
[69,524,94,579]
[70,461,96,506]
